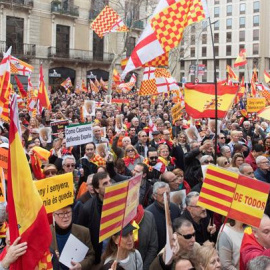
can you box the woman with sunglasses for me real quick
[155,144,176,173]
[123,146,144,171]
[216,157,230,168]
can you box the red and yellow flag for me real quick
[99,174,142,242]
[14,75,27,98]
[251,77,257,97]
[8,96,52,269]
[121,58,128,71]
[90,79,99,93]
[198,165,270,227]
[38,64,51,110]
[252,68,258,82]
[234,49,247,67]
[226,65,238,81]
[264,70,270,84]
[184,83,238,118]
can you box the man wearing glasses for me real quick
[144,147,161,181]
[254,156,270,183]
[135,131,149,158]
[180,192,216,245]
[51,205,95,269]
[150,218,199,270]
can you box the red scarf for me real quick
[132,205,145,248]
[123,154,140,167]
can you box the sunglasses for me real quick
[127,149,135,153]
[176,231,196,240]
[149,156,158,160]
[65,164,75,168]
[204,160,214,164]
[224,161,228,165]
[220,137,225,139]
[44,170,57,176]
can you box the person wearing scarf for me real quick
[155,144,176,173]
[122,146,144,171]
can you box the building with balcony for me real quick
[175,0,270,83]
[0,0,151,91]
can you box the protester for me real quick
[122,145,144,171]
[254,156,270,183]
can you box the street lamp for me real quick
[195,20,219,80]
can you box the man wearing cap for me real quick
[149,131,161,149]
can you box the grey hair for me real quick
[200,155,213,165]
[248,256,270,270]
[220,145,231,154]
[239,163,253,174]
[153,182,169,195]
[173,218,193,232]
[256,156,268,165]
[185,191,200,206]
[62,155,76,166]
[243,121,250,126]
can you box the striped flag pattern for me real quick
[99,175,142,242]
[264,70,270,84]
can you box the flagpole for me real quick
[208,17,218,164]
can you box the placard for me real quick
[247,98,266,112]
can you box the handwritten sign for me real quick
[35,173,74,213]
[171,102,183,123]
[247,98,266,112]
[51,120,69,135]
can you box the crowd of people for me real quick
[1,89,270,269]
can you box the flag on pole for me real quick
[91,6,128,38]
[226,65,239,81]
[197,165,270,227]
[10,56,33,76]
[90,79,99,93]
[100,77,108,91]
[99,174,142,242]
[184,83,238,118]
[113,69,121,84]
[8,95,52,269]
[14,75,27,98]
[252,68,258,82]
[121,58,129,70]
[264,70,270,84]
[122,0,209,78]
[234,49,247,67]
[37,64,51,111]
[117,73,136,93]
[60,77,72,90]
[251,78,257,97]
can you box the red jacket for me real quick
[245,152,257,171]
[240,230,270,270]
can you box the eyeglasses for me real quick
[54,211,72,219]
[127,149,135,153]
[176,231,196,240]
[203,160,214,164]
[44,170,57,176]
[64,164,75,168]
[260,161,270,164]
[219,137,225,139]
[149,156,158,160]
[140,135,147,137]
[163,133,170,135]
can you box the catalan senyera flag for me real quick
[197,165,270,227]
[264,70,270,84]
[91,6,128,38]
[227,65,239,81]
[8,95,52,269]
[261,87,270,101]
[234,49,247,67]
[14,75,27,98]
[10,55,33,76]
[184,83,238,118]
[99,174,142,242]
[37,64,51,110]
[122,0,209,78]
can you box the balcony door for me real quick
[93,32,103,61]
[56,24,70,58]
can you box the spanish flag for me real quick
[113,68,121,84]
[37,64,51,110]
[264,70,270,84]
[14,75,27,98]
[8,95,52,269]
[184,83,238,118]
[121,58,128,70]
[226,65,238,81]
[234,49,247,67]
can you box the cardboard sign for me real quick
[65,123,93,147]
[51,120,69,135]
[171,102,183,123]
[247,98,266,112]
[0,147,8,179]
[35,173,74,213]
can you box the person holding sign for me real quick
[50,205,95,269]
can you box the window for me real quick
[202,47,207,57]
[227,59,232,66]
[191,47,195,57]
[239,44,245,51]
[226,32,232,42]
[227,0,232,3]
[202,60,207,66]
[215,59,219,69]
[214,46,219,56]
[202,20,208,31]
[126,37,136,57]
[56,24,70,58]
[253,44,259,55]
[227,5,232,16]
[239,72,245,80]
[93,32,104,61]
[239,17,245,28]
[226,45,231,56]
[202,34,207,44]
[6,16,24,55]
[239,31,245,42]
[214,20,219,30]
[253,29,259,41]
[254,1,260,12]
[191,35,195,45]
[214,7,220,17]
[253,15,259,26]
[240,3,246,14]
[226,18,232,29]
[180,60,185,69]
[191,25,196,33]
[214,33,219,43]
[214,0,219,4]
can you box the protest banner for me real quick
[197,165,270,227]
[99,173,142,242]
[65,123,93,147]
[35,173,73,213]
[247,98,266,112]
[0,168,6,202]
[171,102,183,123]
[50,120,69,135]
[0,147,8,179]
